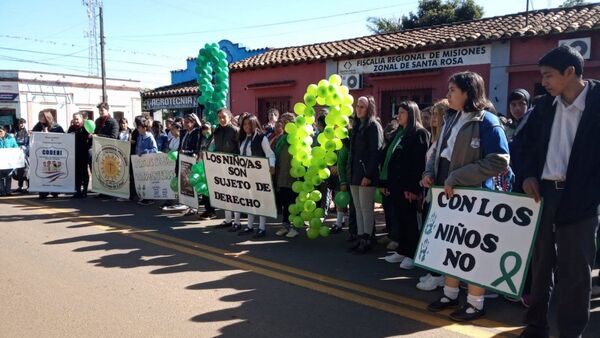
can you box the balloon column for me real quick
[167,152,209,196]
[195,42,229,126]
[286,74,353,239]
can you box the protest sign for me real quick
[131,153,176,200]
[178,154,198,209]
[29,132,75,193]
[0,148,26,170]
[91,137,130,199]
[414,187,542,298]
[203,151,276,218]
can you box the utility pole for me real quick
[99,5,107,103]
[525,0,530,27]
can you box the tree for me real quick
[366,0,484,34]
[559,0,586,8]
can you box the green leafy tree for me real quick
[367,0,484,34]
[559,0,586,8]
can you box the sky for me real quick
[0,0,566,88]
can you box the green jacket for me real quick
[337,141,349,186]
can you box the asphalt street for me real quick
[1,194,598,338]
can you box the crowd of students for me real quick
[0,45,598,336]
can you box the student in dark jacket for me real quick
[94,102,119,139]
[379,101,429,269]
[32,109,65,199]
[347,95,384,253]
[519,45,600,338]
[506,89,533,194]
[67,113,91,198]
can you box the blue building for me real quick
[142,40,268,117]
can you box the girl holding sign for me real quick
[420,71,510,321]
[236,114,276,238]
[32,109,65,199]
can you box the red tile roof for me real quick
[230,4,600,72]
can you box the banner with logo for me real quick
[178,154,198,209]
[91,137,130,199]
[414,187,542,298]
[131,153,176,200]
[203,151,276,218]
[29,132,75,193]
[0,148,26,170]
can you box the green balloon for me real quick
[309,190,322,202]
[294,102,306,115]
[318,168,330,180]
[324,126,335,139]
[311,175,322,186]
[309,217,322,229]
[291,181,304,193]
[191,162,205,174]
[284,123,297,134]
[325,140,336,151]
[167,150,178,162]
[307,228,320,239]
[293,216,304,228]
[334,127,348,139]
[170,176,178,192]
[325,151,337,166]
[312,207,325,219]
[303,94,317,107]
[302,181,314,192]
[304,200,317,212]
[300,210,313,221]
[317,133,328,146]
[288,204,297,215]
[189,173,201,186]
[306,84,318,97]
[319,226,330,237]
[334,191,351,207]
[84,119,95,134]
[295,115,306,126]
[304,106,316,117]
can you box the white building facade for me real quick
[0,70,142,131]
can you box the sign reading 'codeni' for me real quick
[203,151,277,218]
[338,45,491,75]
[414,187,542,298]
[146,96,197,110]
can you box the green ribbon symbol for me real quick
[491,251,522,294]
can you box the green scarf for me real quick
[274,133,287,157]
[380,128,405,180]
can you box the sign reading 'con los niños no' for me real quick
[415,187,542,298]
[338,45,491,75]
[203,151,276,218]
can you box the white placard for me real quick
[415,187,542,298]
[91,137,131,199]
[28,132,75,193]
[131,153,176,200]
[338,45,491,75]
[0,148,25,169]
[178,154,199,209]
[203,151,276,218]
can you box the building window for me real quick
[80,110,94,121]
[381,89,433,125]
[257,97,291,124]
[0,108,17,132]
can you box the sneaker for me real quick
[163,204,188,211]
[199,210,217,220]
[449,304,485,322]
[416,275,445,291]
[238,227,254,235]
[286,228,299,238]
[399,257,414,270]
[215,221,232,229]
[253,229,266,238]
[275,228,289,236]
[382,252,405,263]
[330,224,343,234]
[427,296,460,312]
[419,273,433,283]
[386,241,399,250]
[137,199,154,205]
[228,223,242,232]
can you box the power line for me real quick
[0,46,174,68]
[111,2,418,38]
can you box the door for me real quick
[380,89,433,126]
[257,97,290,125]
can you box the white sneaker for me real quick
[399,257,414,270]
[382,252,405,263]
[275,228,289,236]
[416,275,445,291]
[286,228,299,238]
[386,241,399,250]
[419,273,433,283]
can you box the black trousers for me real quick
[278,187,295,224]
[524,180,599,338]
[391,192,420,258]
[382,194,400,242]
[74,154,89,194]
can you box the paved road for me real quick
[1,194,598,337]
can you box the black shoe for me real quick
[199,210,217,220]
[347,238,362,252]
[346,234,357,242]
[449,303,485,322]
[228,223,242,232]
[354,236,372,254]
[38,194,48,200]
[427,296,460,312]
[15,187,23,193]
[253,229,266,238]
[238,227,254,235]
[330,225,343,234]
[71,192,82,198]
[80,191,87,198]
[215,221,233,229]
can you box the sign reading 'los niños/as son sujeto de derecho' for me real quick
[203,151,276,218]
[415,187,542,298]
